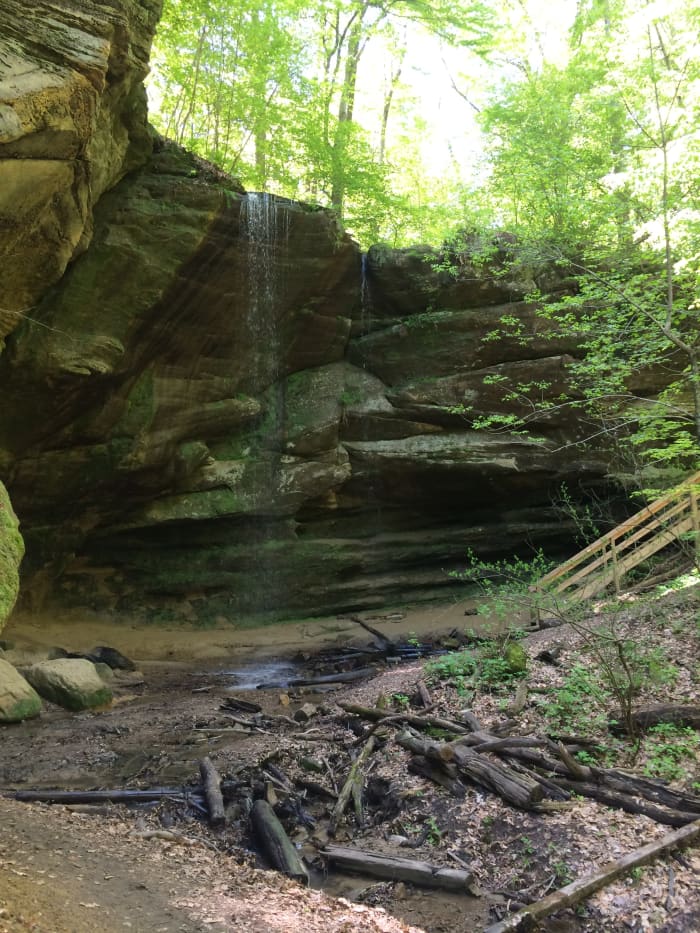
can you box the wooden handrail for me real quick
[534,470,700,603]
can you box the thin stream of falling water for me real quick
[240,193,291,614]
[241,193,291,382]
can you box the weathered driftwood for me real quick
[484,817,700,932]
[609,704,700,735]
[396,731,543,810]
[199,757,226,827]
[321,845,474,892]
[329,735,376,835]
[250,799,309,884]
[338,702,469,736]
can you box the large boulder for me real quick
[0,482,23,630]
[24,659,112,711]
[0,658,41,723]
[0,0,163,345]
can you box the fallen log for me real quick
[609,705,700,735]
[199,757,226,827]
[599,769,700,814]
[285,668,376,687]
[250,799,309,884]
[551,779,698,827]
[462,738,700,816]
[338,702,470,736]
[505,681,529,716]
[347,615,393,648]
[417,682,433,708]
[329,734,376,835]
[321,845,474,892]
[408,756,466,797]
[503,758,571,802]
[295,778,337,801]
[484,817,700,932]
[220,697,262,714]
[5,787,203,805]
[396,732,543,810]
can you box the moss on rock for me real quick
[0,482,23,631]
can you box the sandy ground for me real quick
[2,597,518,666]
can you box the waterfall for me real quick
[241,193,291,310]
[239,193,292,616]
[241,192,290,382]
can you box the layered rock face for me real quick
[0,148,613,622]
[0,0,621,624]
[0,0,163,345]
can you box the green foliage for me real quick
[540,663,610,735]
[642,723,700,782]
[552,483,602,548]
[424,815,443,846]
[150,0,495,246]
[425,629,527,695]
[391,692,410,709]
[452,1,700,474]
[425,648,476,694]
[452,547,554,597]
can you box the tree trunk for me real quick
[330,3,368,215]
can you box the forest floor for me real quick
[1,584,700,933]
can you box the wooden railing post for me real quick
[690,486,700,565]
[610,537,620,595]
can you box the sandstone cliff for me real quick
[0,1,628,624]
[0,0,163,345]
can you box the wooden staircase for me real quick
[532,471,700,606]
